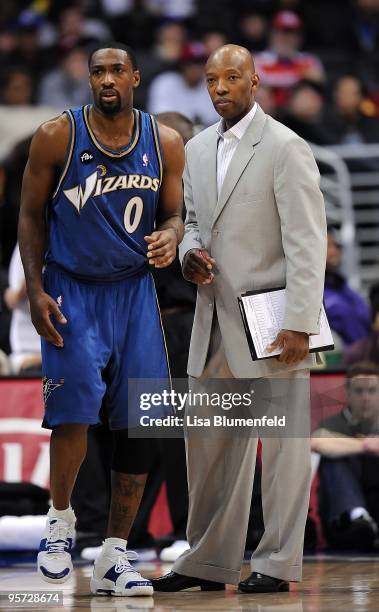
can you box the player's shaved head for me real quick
[205,44,259,128]
[206,44,255,74]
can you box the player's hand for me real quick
[182,248,216,285]
[144,228,177,268]
[29,290,67,348]
[266,329,309,365]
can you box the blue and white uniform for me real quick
[42,105,170,429]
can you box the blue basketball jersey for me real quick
[46,105,163,281]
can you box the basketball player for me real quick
[18,42,184,596]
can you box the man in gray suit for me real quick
[152,45,327,593]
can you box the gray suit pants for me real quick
[173,315,312,584]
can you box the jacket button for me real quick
[208,303,213,308]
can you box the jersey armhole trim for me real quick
[52,110,75,199]
[150,114,163,185]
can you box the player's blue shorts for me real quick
[41,265,170,430]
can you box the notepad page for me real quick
[240,289,333,359]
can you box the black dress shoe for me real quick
[151,571,225,592]
[238,572,289,593]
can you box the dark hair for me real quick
[88,42,138,71]
[346,361,379,381]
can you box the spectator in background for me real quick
[145,0,195,20]
[147,42,219,125]
[281,80,332,144]
[312,362,379,551]
[345,284,379,365]
[254,10,325,107]
[1,69,34,106]
[4,244,42,375]
[324,230,370,347]
[41,4,111,56]
[38,46,91,109]
[135,21,187,109]
[323,75,379,144]
[349,0,379,55]
[238,11,268,52]
[0,137,32,269]
[8,9,49,84]
[255,83,277,117]
[202,31,227,55]
[99,0,155,50]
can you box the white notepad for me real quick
[238,287,334,361]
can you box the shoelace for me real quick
[46,522,71,555]
[114,550,139,574]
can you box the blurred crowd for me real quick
[1,0,379,371]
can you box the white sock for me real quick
[350,507,370,521]
[48,505,75,523]
[103,537,127,550]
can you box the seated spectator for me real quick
[255,84,277,117]
[38,46,91,109]
[134,21,187,109]
[41,4,111,54]
[280,80,332,144]
[312,362,379,551]
[147,41,219,125]
[201,30,227,55]
[345,283,379,365]
[323,75,379,144]
[1,69,34,106]
[254,10,325,107]
[324,230,370,347]
[237,11,268,52]
[3,244,41,375]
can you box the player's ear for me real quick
[251,72,260,91]
[133,70,141,89]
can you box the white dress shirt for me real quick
[216,103,257,196]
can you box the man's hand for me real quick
[29,290,67,348]
[362,437,379,455]
[182,249,216,285]
[145,228,177,268]
[4,287,24,310]
[267,329,309,365]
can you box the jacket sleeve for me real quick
[274,136,327,334]
[178,143,204,265]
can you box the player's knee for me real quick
[112,429,153,474]
[52,423,89,437]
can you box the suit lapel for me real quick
[211,105,267,227]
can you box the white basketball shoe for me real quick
[90,539,153,597]
[37,507,76,583]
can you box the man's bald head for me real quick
[205,44,259,127]
[206,44,255,74]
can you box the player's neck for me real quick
[90,105,135,136]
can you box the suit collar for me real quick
[216,102,258,141]
[211,104,267,225]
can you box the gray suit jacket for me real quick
[179,105,327,378]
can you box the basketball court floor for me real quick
[0,555,378,611]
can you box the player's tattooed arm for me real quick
[18,115,69,347]
[144,124,185,268]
